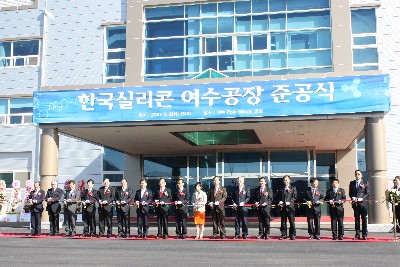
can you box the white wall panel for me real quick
[0,152,32,170]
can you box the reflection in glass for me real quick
[103,148,125,171]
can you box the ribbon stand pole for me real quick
[393,199,398,242]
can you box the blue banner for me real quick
[33,74,390,123]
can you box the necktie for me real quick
[159,190,163,198]
[312,188,315,198]
[356,181,359,190]
[260,187,264,193]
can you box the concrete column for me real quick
[39,128,59,223]
[365,117,390,224]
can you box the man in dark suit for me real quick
[325,178,346,240]
[208,176,227,239]
[349,169,370,240]
[253,176,273,239]
[63,180,80,237]
[232,176,250,239]
[387,176,400,231]
[303,178,325,240]
[134,179,152,239]
[115,178,133,238]
[81,179,97,237]
[154,178,171,239]
[29,181,45,236]
[173,178,189,239]
[45,180,64,236]
[97,178,115,238]
[276,175,297,240]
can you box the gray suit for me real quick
[64,189,80,236]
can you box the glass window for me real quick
[218,36,232,52]
[236,16,251,33]
[10,98,33,113]
[351,9,376,34]
[199,155,216,178]
[187,57,200,72]
[146,21,185,38]
[186,5,200,18]
[270,14,286,30]
[106,51,125,60]
[103,148,124,171]
[287,0,330,11]
[271,32,286,50]
[0,40,39,68]
[201,3,217,17]
[205,37,217,53]
[270,150,308,174]
[106,27,126,49]
[187,19,200,35]
[269,0,285,12]
[202,18,218,34]
[288,50,332,67]
[252,15,268,31]
[237,35,251,51]
[287,11,330,29]
[236,1,251,14]
[219,55,234,71]
[146,6,184,20]
[146,58,184,74]
[236,54,252,70]
[0,173,13,188]
[14,40,38,56]
[201,55,217,71]
[187,38,200,55]
[146,39,184,58]
[143,157,187,178]
[270,52,287,68]
[252,0,268,13]
[0,42,11,57]
[316,153,336,176]
[218,17,234,33]
[353,36,376,46]
[224,152,261,174]
[253,34,268,50]
[103,173,124,183]
[218,2,234,15]
[357,151,366,172]
[253,53,269,69]
[353,48,378,64]
[105,62,125,77]
[0,99,8,114]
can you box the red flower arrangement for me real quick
[145,192,149,197]
[179,192,185,197]
[123,192,128,196]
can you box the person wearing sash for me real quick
[45,180,64,236]
[325,178,346,240]
[192,182,207,239]
[173,178,189,239]
[303,178,325,240]
[232,176,250,239]
[134,179,152,239]
[253,177,273,239]
[154,178,171,239]
[97,178,115,238]
[276,175,297,240]
[115,178,133,238]
[28,181,45,236]
[81,179,97,237]
[349,170,370,240]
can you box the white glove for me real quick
[278,201,283,206]
[141,201,147,206]
[239,202,244,207]
[102,200,108,205]
[121,201,126,205]
[47,198,51,202]
[33,199,37,203]
[315,201,320,204]
[177,201,182,205]
[135,201,139,205]
[209,202,214,207]
[67,199,72,203]
[337,200,342,204]
[285,202,290,206]
[85,200,90,204]
[352,197,357,201]
[155,199,159,203]
[214,201,219,206]
[262,202,267,206]
[329,200,334,205]
[160,201,164,205]
[357,198,363,202]
[232,203,237,207]
[255,202,259,207]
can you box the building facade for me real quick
[0,0,399,222]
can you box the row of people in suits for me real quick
[29,171,369,240]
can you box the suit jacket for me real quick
[303,187,325,213]
[232,185,250,212]
[275,185,297,211]
[115,187,133,213]
[208,186,227,214]
[65,189,80,213]
[172,187,189,214]
[81,188,98,213]
[134,188,152,214]
[97,186,116,212]
[154,187,172,214]
[325,188,346,212]
[253,186,273,214]
[29,190,45,213]
[45,188,64,213]
[349,180,369,209]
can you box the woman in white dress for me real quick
[192,182,207,239]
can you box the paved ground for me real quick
[1,221,399,267]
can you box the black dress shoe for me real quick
[181,235,186,239]
[220,235,226,239]
[257,235,264,239]
[107,234,111,238]
[290,236,295,240]
[28,234,34,237]
[212,235,217,239]
[115,235,123,238]
[143,235,147,239]
[315,236,321,240]
[265,235,270,240]
[309,235,313,240]
[96,235,103,238]
[63,234,69,237]
[338,236,344,240]
[137,234,143,238]
[279,235,287,240]
[332,236,337,240]
[175,234,181,239]
[164,235,168,239]
[234,236,240,239]
[353,236,360,240]
[242,235,247,240]
[70,233,75,237]
[363,236,367,240]
[155,235,160,239]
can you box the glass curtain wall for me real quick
[143,0,332,81]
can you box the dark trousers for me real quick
[49,212,60,234]
[330,208,344,237]
[257,210,271,236]
[175,211,187,236]
[117,209,130,236]
[156,210,168,236]
[211,208,226,236]
[280,209,296,237]
[235,209,248,236]
[30,211,42,235]
[354,205,368,237]
[83,211,96,235]
[137,209,148,235]
[99,208,113,236]
[65,210,76,235]
[307,209,321,237]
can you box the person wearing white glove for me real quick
[192,182,207,239]
[349,170,370,240]
[45,179,64,237]
[208,176,227,239]
[97,178,115,238]
[64,180,80,237]
[134,179,153,239]
[173,178,189,239]
[81,179,97,237]
[232,177,250,239]
[304,178,325,240]
[277,175,297,240]
[253,177,273,239]
[115,178,133,238]
[154,178,172,239]
[28,181,45,237]
[325,178,346,240]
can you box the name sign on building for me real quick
[33,74,390,123]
